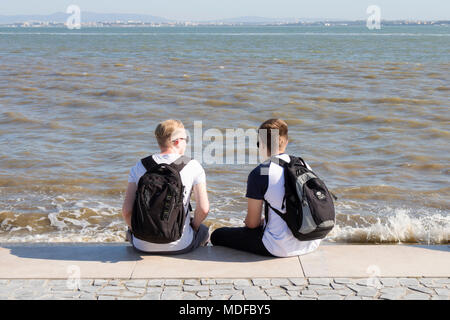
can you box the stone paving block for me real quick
[209,295,231,300]
[431,296,449,300]
[318,295,344,300]
[23,280,47,288]
[182,292,200,300]
[403,292,430,300]
[200,279,215,285]
[243,292,269,300]
[315,289,338,296]
[127,287,146,295]
[408,286,435,295]
[347,284,367,293]
[98,295,116,300]
[380,287,407,299]
[161,286,182,291]
[183,279,200,286]
[300,290,317,297]
[183,285,210,292]
[434,278,450,285]
[309,278,332,286]
[335,289,355,296]
[330,282,346,290]
[345,296,363,300]
[210,284,234,290]
[230,294,245,300]
[355,278,372,286]
[79,293,96,300]
[272,295,291,300]
[418,278,436,287]
[211,289,239,296]
[307,284,330,290]
[233,279,252,288]
[355,288,378,298]
[287,291,299,297]
[80,285,99,294]
[380,278,400,287]
[141,292,161,300]
[47,280,69,287]
[196,291,210,298]
[107,280,121,286]
[333,278,352,285]
[399,278,420,287]
[434,288,450,297]
[161,290,184,300]
[281,285,300,291]
[348,284,378,297]
[146,280,163,287]
[215,279,234,284]
[125,280,148,288]
[271,278,291,286]
[252,278,271,287]
[35,294,55,300]
[292,296,317,300]
[289,278,307,286]
[93,279,108,286]
[265,288,287,297]
[165,279,183,286]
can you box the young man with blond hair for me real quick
[122,119,210,254]
[211,119,321,257]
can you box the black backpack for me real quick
[131,155,191,243]
[264,155,336,241]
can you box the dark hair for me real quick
[258,119,288,153]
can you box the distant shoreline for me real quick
[1,20,449,28]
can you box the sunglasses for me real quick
[173,136,189,143]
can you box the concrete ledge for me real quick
[0,243,448,279]
[301,244,450,278]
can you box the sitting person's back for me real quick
[211,119,322,257]
[122,119,210,254]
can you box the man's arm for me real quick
[191,182,209,231]
[245,198,264,228]
[122,182,137,229]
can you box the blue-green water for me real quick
[0,25,449,243]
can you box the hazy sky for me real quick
[1,0,449,21]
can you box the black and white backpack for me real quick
[131,155,191,243]
[264,155,336,241]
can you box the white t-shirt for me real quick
[246,154,321,257]
[128,153,206,252]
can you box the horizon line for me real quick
[0,11,448,23]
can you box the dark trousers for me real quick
[210,226,274,257]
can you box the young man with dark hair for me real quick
[211,119,321,257]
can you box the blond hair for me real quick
[155,119,185,148]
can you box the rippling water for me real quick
[0,25,449,244]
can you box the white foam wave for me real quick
[329,209,449,244]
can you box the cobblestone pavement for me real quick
[0,278,449,300]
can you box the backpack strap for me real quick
[141,155,158,172]
[141,155,191,172]
[268,156,288,167]
[286,155,307,168]
[170,155,191,172]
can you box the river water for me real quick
[0,25,448,244]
